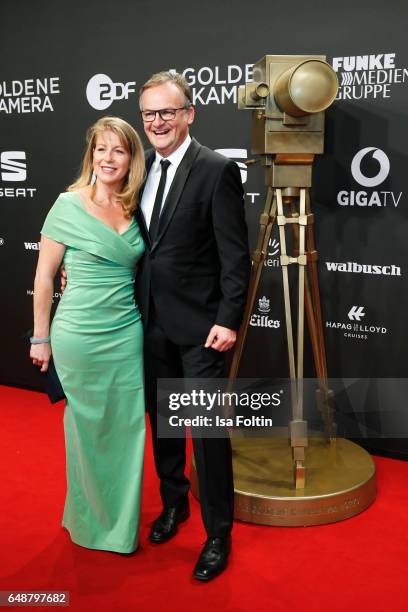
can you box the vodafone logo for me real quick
[337,147,402,208]
[351,147,390,187]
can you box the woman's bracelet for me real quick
[30,336,51,344]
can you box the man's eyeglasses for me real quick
[140,105,191,122]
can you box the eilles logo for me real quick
[250,296,280,329]
[258,296,270,313]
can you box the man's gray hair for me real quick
[139,71,193,108]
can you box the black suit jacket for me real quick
[135,138,250,345]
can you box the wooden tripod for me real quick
[229,156,336,489]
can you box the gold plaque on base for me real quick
[190,437,376,527]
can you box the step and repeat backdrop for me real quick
[1,0,407,457]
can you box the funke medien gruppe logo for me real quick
[332,53,408,100]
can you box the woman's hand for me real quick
[30,342,52,372]
[60,264,67,292]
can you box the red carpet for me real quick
[0,385,407,612]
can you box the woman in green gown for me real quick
[30,117,146,553]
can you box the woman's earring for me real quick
[91,170,97,185]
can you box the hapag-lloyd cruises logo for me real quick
[337,147,403,208]
[169,64,254,105]
[326,306,388,342]
[332,53,408,100]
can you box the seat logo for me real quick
[1,151,26,181]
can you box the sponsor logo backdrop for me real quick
[1,0,407,457]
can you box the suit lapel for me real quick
[151,138,201,252]
[136,150,155,249]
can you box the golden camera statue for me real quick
[239,55,338,179]
[225,55,376,524]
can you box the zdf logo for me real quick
[1,151,26,181]
[86,74,137,110]
[351,147,390,187]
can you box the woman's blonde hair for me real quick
[68,116,145,218]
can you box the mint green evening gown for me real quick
[41,192,145,553]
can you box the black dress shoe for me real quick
[193,536,231,581]
[149,501,190,544]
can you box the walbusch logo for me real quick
[24,242,40,250]
[325,261,401,277]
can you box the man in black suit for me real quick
[136,71,250,581]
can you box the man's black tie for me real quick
[149,159,171,242]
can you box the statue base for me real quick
[190,437,376,526]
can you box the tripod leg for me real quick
[229,187,277,381]
[289,191,337,443]
[304,191,337,441]
[276,189,296,380]
[289,197,324,380]
[293,189,308,487]
[277,189,307,488]
[305,190,328,382]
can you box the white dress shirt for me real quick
[140,134,192,229]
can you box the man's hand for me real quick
[60,264,67,293]
[30,343,52,372]
[204,325,237,352]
